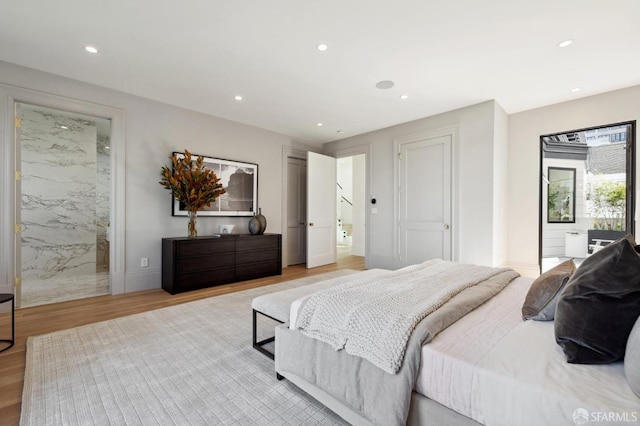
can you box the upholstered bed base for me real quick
[275,323,480,426]
[407,392,481,426]
[277,368,480,426]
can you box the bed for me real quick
[274,238,640,426]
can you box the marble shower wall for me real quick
[96,134,111,272]
[20,105,105,281]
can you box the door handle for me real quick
[299,222,305,225]
[444,224,450,230]
[309,223,314,227]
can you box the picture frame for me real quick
[547,167,576,223]
[171,152,258,217]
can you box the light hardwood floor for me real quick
[0,255,365,426]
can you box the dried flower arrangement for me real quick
[159,150,225,237]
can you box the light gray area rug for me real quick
[21,270,357,426]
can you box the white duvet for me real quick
[415,276,640,426]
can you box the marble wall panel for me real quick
[20,106,98,280]
[96,133,111,271]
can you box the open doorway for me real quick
[284,149,367,268]
[539,122,636,272]
[337,154,366,259]
[15,102,112,307]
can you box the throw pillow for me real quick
[522,258,575,321]
[555,235,640,364]
[625,316,640,397]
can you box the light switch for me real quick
[371,207,378,215]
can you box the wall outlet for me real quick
[141,257,149,268]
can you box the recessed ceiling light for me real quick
[59,125,68,130]
[571,87,581,92]
[558,39,573,48]
[234,95,243,101]
[316,43,328,52]
[105,146,110,149]
[84,45,99,54]
[375,80,395,90]
[316,122,323,127]
[400,94,409,99]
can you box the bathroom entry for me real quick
[15,102,112,307]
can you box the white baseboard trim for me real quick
[124,268,162,293]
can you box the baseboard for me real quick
[124,268,161,293]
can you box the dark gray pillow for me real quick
[522,259,575,321]
[626,316,640,397]
[555,235,640,364]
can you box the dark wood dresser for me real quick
[162,234,282,294]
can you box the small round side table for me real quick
[0,293,15,353]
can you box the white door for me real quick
[287,157,307,265]
[307,152,336,268]
[399,134,452,265]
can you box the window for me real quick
[611,132,626,142]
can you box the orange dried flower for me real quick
[159,150,226,214]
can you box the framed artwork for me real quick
[547,167,575,223]
[171,152,258,217]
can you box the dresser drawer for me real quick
[177,253,235,273]
[236,249,279,265]
[175,267,236,290]
[236,235,279,251]
[235,261,280,280]
[176,238,235,257]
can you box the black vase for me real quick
[256,208,267,234]
[248,214,261,235]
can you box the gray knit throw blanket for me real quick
[295,259,511,373]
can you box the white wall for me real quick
[507,84,640,277]
[0,60,310,293]
[324,100,506,269]
[492,102,509,267]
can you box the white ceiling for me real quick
[1,1,639,145]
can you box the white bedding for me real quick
[289,274,640,425]
[415,276,640,425]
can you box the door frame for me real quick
[393,127,458,268]
[284,155,307,266]
[282,145,371,268]
[538,121,636,273]
[333,144,371,267]
[0,84,126,302]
